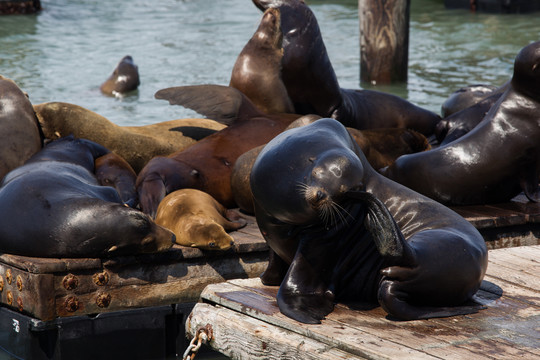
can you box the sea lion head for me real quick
[251,118,365,226]
[511,40,540,99]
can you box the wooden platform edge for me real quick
[186,245,540,360]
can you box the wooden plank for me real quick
[190,246,540,359]
[187,303,361,360]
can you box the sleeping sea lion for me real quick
[0,136,174,258]
[34,102,225,173]
[155,189,246,251]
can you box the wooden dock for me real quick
[186,245,540,360]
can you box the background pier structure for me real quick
[359,0,410,85]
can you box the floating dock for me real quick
[1,194,539,358]
[186,245,540,359]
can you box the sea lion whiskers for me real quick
[296,181,352,227]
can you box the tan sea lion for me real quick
[33,102,225,173]
[154,189,246,251]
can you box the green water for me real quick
[1,0,539,127]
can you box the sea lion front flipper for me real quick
[519,154,540,202]
[276,232,338,324]
[155,85,257,125]
[347,191,416,264]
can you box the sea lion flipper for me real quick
[277,247,335,324]
[519,158,540,202]
[347,191,415,264]
[378,279,486,320]
[155,85,247,125]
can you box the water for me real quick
[1,0,539,127]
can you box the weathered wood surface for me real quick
[187,245,540,360]
[359,0,410,84]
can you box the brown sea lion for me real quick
[0,75,43,180]
[382,41,540,205]
[95,152,138,208]
[100,55,140,97]
[33,102,225,173]
[155,189,247,251]
[250,118,488,323]
[229,8,294,114]
[0,136,174,258]
[252,0,440,135]
[139,85,304,218]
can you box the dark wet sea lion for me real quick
[229,8,294,114]
[0,136,174,258]
[0,76,43,180]
[139,85,303,218]
[100,55,140,97]
[155,189,246,251]
[382,41,540,205]
[441,84,500,117]
[252,0,440,135]
[435,82,509,144]
[34,102,225,172]
[231,123,430,214]
[250,118,487,323]
[95,152,138,208]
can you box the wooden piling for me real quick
[359,0,410,85]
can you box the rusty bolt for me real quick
[96,293,111,308]
[16,275,23,291]
[7,291,13,305]
[62,274,79,290]
[17,297,23,312]
[6,269,12,285]
[65,296,79,312]
[0,276,3,292]
[93,271,109,286]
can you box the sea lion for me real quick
[155,189,247,251]
[0,136,174,258]
[229,8,294,114]
[440,84,501,117]
[435,82,509,144]
[139,85,304,218]
[34,102,225,172]
[382,41,540,205]
[250,118,488,323]
[251,0,440,135]
[0,76,43,180]
[95,152,138,208]
[231,123,430,214]
[100,55,140,97]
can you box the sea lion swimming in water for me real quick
[100,55,140,97]
[250,118,487,323]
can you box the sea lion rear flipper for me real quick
[378,279,486,320]
[155,85,257,125]
[347,191,416,264]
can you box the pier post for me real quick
[359,0,410,85]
